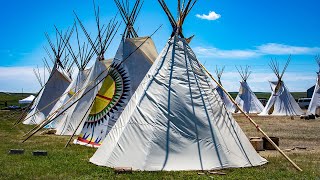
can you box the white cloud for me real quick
[257,43,320,55]
[215,71,315,92]
[196,11,221,21]
[194,43,320,59]
[0,66,43,93]
[194,47,259,59]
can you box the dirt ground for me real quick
[234,114,320,157]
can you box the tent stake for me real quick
[200,64,303,172]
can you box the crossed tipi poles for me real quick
[234,65,264,114]
[259,57,303,116]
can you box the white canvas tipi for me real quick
[23,29,73,125]
[307,56,320,115]
[90,0,267,171]
[235,66,264,114]
[22,11,121,140]
[215,66,236,112]
[53,9,120,136]
[45,25,94,129]
[74,0,158,147]
[259,59,303,116]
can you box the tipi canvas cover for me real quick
[307,74,320,115]
[90,0,267,171]
[307,58,320,115]
[74,37,157,147]
[234,66,264,113]
[235,81,264,113]
[214,67,236,112]
[23,65,71,125]
[45,69,91,129]
[216,87,237,112]
[90,36,267,171]
[260,81,303,116]
[259,59,303,116]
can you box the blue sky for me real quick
[1,0,320,93]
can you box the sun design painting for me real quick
[76,62,131,147]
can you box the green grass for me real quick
[0,92,34,109]
[0,111,320,179]
[0,92,307,110]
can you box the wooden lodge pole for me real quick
[200,64,303,172]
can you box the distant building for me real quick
[307,85,315,98]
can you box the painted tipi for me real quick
[74,0,158,147]
[53,8,120,136]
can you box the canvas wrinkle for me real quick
[91,40,173,166]
[183,41,226,159]
[183,38,204,170]
[186,39,257,167]
[161,34,179,170]
[183,40,224,168]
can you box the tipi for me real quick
[53,7,120,136]
[90,0,267,171]
[45,24,95,129]
[307,56,320,115]
[234,66,264,114]
[215,66,236,112]
[22,3,121,140]
[259,58,303,116]
[23,28,74,125]
[74,0,158,147]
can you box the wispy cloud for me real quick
[256,43,320,55]
[196,11,221,21]
[216,71,315,92]
[0,66,43,93]
[194,43,320,59]
[194,47,259,59]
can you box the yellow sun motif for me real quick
[90,75,116,115]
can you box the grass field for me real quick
[1,111,320,180]
[0,91,308,109]
[0,92,319,179]
[0,92,33,109]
